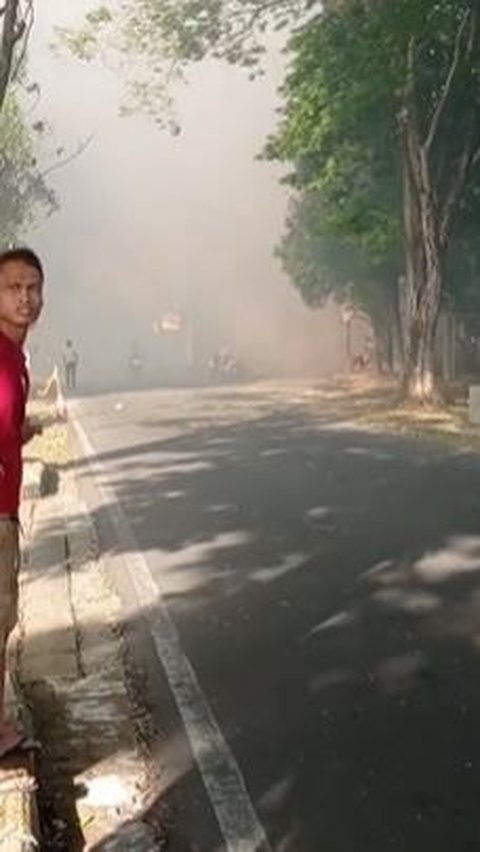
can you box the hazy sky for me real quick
[27,1,342,383]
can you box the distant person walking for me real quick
[62,339,79,391]
[128,340,144,383]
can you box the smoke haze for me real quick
[26,1,343,388]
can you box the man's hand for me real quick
[22,418,43,445]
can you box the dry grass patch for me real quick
[308,374,480,449]
[25,400,71,467]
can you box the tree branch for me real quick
[0,0,33,112]
[10,0,33,81]
[424,7,474,154]
[40,134,94,179]
[0,0,18,110]
[398,37,423,199]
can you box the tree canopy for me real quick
[60,0,314,122]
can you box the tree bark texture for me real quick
[0,0,23,114]
[399,101,443,403]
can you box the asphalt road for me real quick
[71,382,480,852]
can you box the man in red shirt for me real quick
[0,247,44,755]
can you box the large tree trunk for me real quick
[345,317,353,372]
[402,296,441,401]
[400,110,444,404]
[402,222,443,402]
[385,277,403,375]
[396,8,480,403]
[371,310,394,374]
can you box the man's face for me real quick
[0,260,44,332]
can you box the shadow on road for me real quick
[24,401,480,851]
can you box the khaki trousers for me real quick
[0,519,19,640]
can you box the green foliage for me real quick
[0,91,58,247]
[58,6,113,62]
[71,0,309,64]
[266,0,480,337]
[263,3,403,319]
[64,0,313,120]
[278,189,398,322]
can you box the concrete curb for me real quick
[0,464,46,850]
[21,461,59,503]
[0,664,40,850]
[0,401,69,849]
[16,446,157,848]
[21,462,45,502]
[0,671,39,851]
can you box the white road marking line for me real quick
[72,413,270,852]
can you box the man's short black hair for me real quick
[0,247,44,281]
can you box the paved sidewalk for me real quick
[14,463,159,849]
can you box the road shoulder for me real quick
[16,419,163,849]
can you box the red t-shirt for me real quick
[0,331,29,517]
